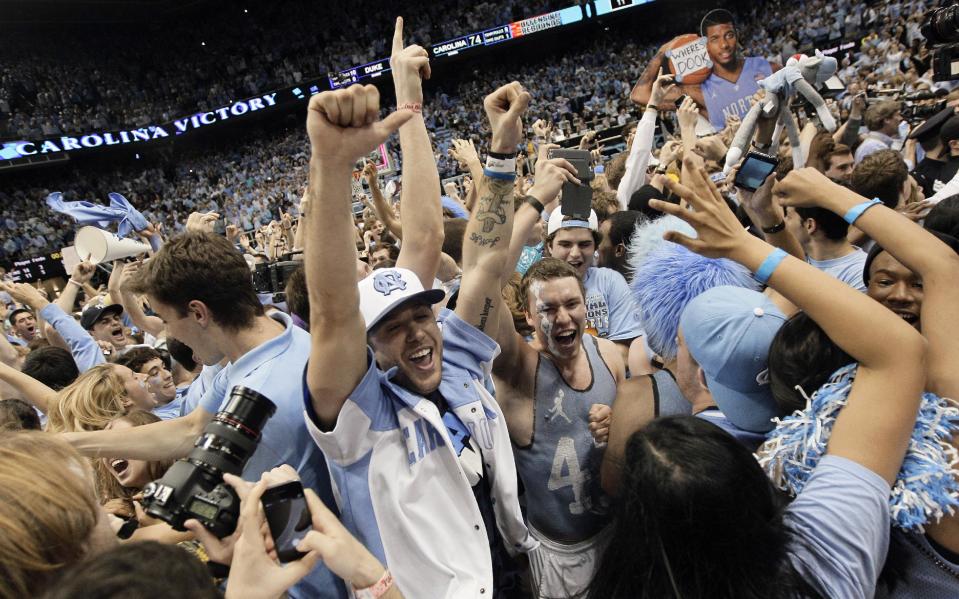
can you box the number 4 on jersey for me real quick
[548,436,587,515]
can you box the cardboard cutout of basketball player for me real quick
[630,9,779,131]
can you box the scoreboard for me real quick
[328,0,654,89]
[6,252,67,283]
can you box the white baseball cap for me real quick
[547,209,599,236]
[358,267,445,332]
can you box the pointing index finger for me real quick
[392,16,404,54]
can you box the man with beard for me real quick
[631,9,776,132]
[302,20,536,598]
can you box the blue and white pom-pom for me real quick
[758,363,959,531]
[629,232,759,360]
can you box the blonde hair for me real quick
[46,364,129,433]
[0,432,101,599]
[94,411,174,510]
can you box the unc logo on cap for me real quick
[372,270,408,296]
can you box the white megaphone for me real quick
[74,226,150,264]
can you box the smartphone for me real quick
[261,480,312,563]
[548,148,593,219]
[734,151,779,192]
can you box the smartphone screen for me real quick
[734,152,779,192]
[261,481,312,563]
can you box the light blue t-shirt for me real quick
[583,266,644,341]
[152,387,186,421]
[784,455,891,599]
[701,57,774,131]
[808,248,868,293]
[179,363,223,417]
[197,312,345,599]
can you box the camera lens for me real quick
[215,385,276,440]
[140,385,277,536]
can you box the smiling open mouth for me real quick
[408,347,434,370]
[554,330,577,348]
[893,310,919,325]
[110,459,129,476]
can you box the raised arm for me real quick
[775,167,959,398]
[364,161,402,240]
[733,170,805,260]
[113,262,165,338]
[0,361,57,414]
[1,281,105,372]
[504,149,575,279]
[454,82,530,341]
[305,84,413,428]
[57,261,95,315]
[618,72,675,209]
[390,18,442,289]
[656,160,926,486]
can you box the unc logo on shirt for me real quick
[373,271,407,296]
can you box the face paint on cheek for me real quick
[530,281,560,355]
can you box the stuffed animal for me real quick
[725,51,838,172]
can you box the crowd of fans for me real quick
[0,0,565,141]
[2,0,959,597]
[1,0,945,263]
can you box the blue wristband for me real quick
[483,168,516,181]
[754,248,788,285]
[843,198,881,225]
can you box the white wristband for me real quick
[67,279,83,289]
[485,155,516,174]
[352,570,393,599]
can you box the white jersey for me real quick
[303,310,537,598]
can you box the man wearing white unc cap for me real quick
[678,285,788,449]
[302,30,536,598]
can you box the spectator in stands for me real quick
[854,100,903,163]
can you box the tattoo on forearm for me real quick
[478,297,493,331]
[470,178,513,247]
[469,233,500,248]
[474,178,512,234]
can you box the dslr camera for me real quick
[141,386,276,537]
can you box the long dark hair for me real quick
[588,417,823,599]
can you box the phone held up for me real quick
[734,151,779,192]
[548,147,594,219]
[261,480,313,563]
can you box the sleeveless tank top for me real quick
[514,335,617,543]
